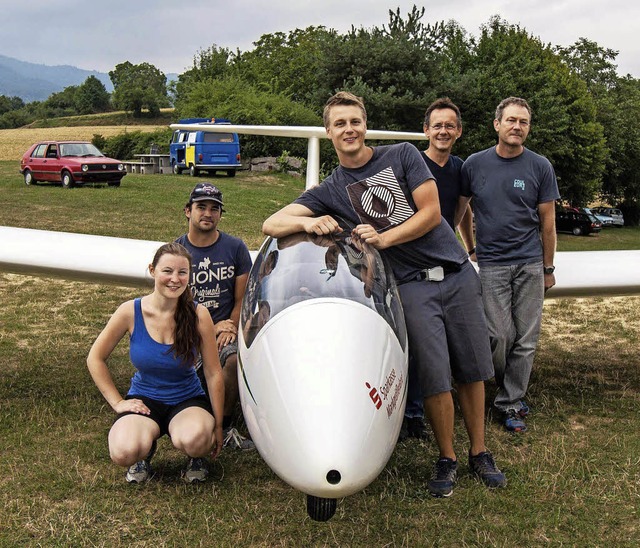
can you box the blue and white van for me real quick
[170,118,241,177]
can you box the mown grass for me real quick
[1,162,639,545]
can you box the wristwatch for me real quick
[544,265,555,275]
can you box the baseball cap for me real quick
[188,183,225,210]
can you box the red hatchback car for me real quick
[20,141,126,188]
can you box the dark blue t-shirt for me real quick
[176,231,252,322]
[460,147,560,265]
[295,142,468,283]
[421,153,464,230]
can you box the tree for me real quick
[109,61,168,117]
[316,6,443,130]
[173,45,235,105]
[442,17,606,205]
[0,95,24,115]
[175,75,321,158]
[558,39,640,223]
[234,26,338,106]
[74,75,111,114]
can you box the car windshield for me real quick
[587,214,599,222]
[59,143,105,157]
[241,232,407,349]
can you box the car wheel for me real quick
[227,169,236,177]
[572,226,583,236]
[189,165,199,177]
[61,171,75,189]
[24,170,36,185]
[173,162,182,175]
[108,180,121,187]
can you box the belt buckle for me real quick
[422,266,444,282]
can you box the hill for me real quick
[0,54,113,102]
[0,55,179,102]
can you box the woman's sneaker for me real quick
[125,440,157,483]
[427,457,457,497]
[126,460,153,483]
[183,457,209,483]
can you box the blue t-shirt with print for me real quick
[176,231,252,322]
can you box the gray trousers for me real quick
[479,261,544,413]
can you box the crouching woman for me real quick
[87,242,224,483]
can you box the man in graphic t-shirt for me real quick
[263,92,506,498]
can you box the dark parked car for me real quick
[556,210,602,236]
[20,141,126,188]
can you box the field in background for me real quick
[0,125,166,161]
[1,163,639,544]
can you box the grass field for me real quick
[1,161,639,545]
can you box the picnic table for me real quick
[133,154,172,174]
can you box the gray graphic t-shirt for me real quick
[295,143,468,283]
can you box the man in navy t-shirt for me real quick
[176,182,254,450]
[400,98,478,442]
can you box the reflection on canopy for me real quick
[241,232,406,348]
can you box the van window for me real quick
[187,132,197,144]
[203,133,235,143]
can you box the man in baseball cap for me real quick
[177,183,254,452]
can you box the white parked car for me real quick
[583,207,615,227]
[593,207,624,227]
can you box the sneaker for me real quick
[398,417,410,442]
[407,416,430,441]
[518,400,530,418]
[469,451,507,489]
[125,440,157,483]
[126,460,153,483]
[427,457,457,498]
[223,427,256,451]
[183,457,209,483]
[503,410,527,432]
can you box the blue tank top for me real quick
[128,298,204,405]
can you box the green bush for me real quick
[92,128,172,159]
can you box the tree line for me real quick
[2,6,639,222]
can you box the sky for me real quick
[1,0,639,78]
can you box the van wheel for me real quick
[572,226,583,236]
[173,163,182,175]
[190,165,199,177]
[62,171,75,188]
[227,169,236,177]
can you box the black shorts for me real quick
[114,394,212,437]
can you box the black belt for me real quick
[400,263,462,284]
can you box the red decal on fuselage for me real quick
[365,382,382,409]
